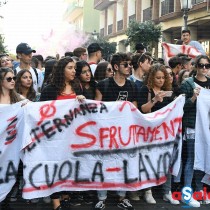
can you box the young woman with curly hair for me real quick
[137,63,179,205]
[138,63,172,113]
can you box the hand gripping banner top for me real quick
[17,96,184,199]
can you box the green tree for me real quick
[126,20,162,57]
[0,34,7,53]
[84,36,117,61]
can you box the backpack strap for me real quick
[32,67,39,84]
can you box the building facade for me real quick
[94,0,210,56]
[64,0,100,35]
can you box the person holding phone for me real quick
[137,63,179,205]
[138,63,174,113]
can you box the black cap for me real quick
[87,43,103,54]
[16,43,36,54]
[135,43,146,51]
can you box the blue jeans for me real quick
[183,138,204,191]
[173,162,182,183]
[97,191,126,200]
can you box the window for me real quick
[161,0,174,16]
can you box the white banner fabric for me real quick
[21,96,185,199]
[195,89,210,185]
[0,102,25,202]
[162,42,201,65]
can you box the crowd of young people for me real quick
[0,35,210,210]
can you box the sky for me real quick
[0,0,88,57]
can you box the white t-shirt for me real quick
[89,64,97,76]
[15,67,43,93]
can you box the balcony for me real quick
[129,14,136,23]
[108,24,113,34]
[94,0,116,11]
[161,0,174,16]
[117,20,123,31]
[64,0,84,21]
[143,7,152,22]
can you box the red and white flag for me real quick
[162,42,201,65]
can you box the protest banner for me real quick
[195,89,210,185]
[0,102,25,202]
[20,96,185,199]
[162,42,201,65]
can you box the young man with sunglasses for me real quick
[94,52,137,210]
[180,55,210,207]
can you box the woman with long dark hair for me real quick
[94,61,113,82]
[75,60,96,99]
[40,56,84,101]
[15,69,39,101]
[41,59,57,90]
[40,56,85,210]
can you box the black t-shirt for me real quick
[82,86,95,100]
[97,77,137,102]
[194,76,210,89]
[172,71,180,96]
[137,85,173,113]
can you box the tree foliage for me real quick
[126,20,162,52]
[0,34,7,53]
[84,36,117,61]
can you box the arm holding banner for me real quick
[179,77,199,108]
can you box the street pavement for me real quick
[4,199,210,210]
[1,189,210,210]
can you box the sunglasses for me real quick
[120,63,130,68]
[5,76,16,82]
[106,67,113,72]
[197,63,210,69]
